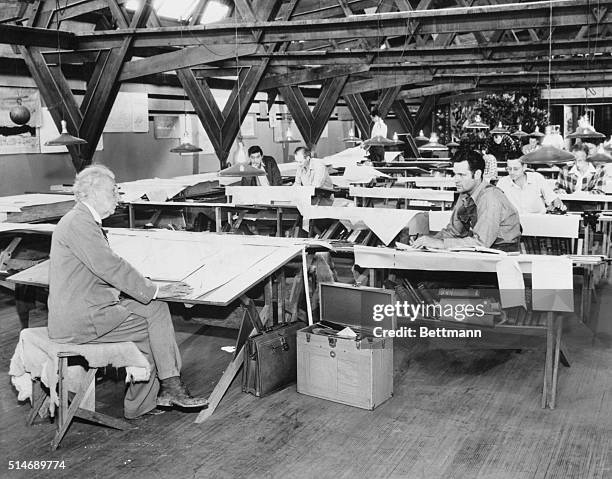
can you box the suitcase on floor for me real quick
[242,321,306,397]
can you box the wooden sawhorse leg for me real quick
[195,266,302,423]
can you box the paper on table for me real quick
[531,256,573,312]
[495,258,526,308]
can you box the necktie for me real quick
[457,195,477,233]
[98,223,108,242]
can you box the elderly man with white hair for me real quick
[47,164,207,419]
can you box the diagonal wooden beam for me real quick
[413,95,438,134]
[279,85,314,146]
[310,75,349,147]
[76,0,153,169]
[375,86,402,118]
[392,99,415,134]
[343,93,371,141]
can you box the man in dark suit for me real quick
[240,145,282,186]
[47,165,207,419]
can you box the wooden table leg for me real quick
[542,312,554,409]
[550,315,563,409]
[128,204,135,228]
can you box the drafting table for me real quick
[353,245,573,409]
[0,194,75,223]
[349,186,455,210]
[7,229,311,422]
[127,200,301,237]
[393,177,456,189]
[297,205,428,246]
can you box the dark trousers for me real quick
[89,299,181,418]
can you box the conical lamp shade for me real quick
[529,126,544,138]
[520,145,574,164]
[589,145,612,164]
[418,133,447,151]
[45,120,87,146]
[363,135,400,147]
[219,163,266,177]
[512,124,528,138]
[567,115,606,139]
[446,138,460,148]
[343,127,362,143]
[465,114,489,130]
[170,141,203,154]
[490,122,509,135]
[415,130,429,142]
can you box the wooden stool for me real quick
[11,327,148,450]
[28,351,135,451]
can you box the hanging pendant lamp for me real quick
[363,135,401,147]
[520,145,574,164]
[418,132,447,151]
[589,144,612,164]
[414,130,429,142]
[529,126,545,138]
[465,114,489,130]
[512,124,529,138]
[567,115,606,139]
[45,119,87,146]
[490,122,509,135]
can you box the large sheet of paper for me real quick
[225,186,314,205]
[394,177,456,188]
[298,205,423,245]
[349,186,454,202]
[429,211,580,238]
[0,194,74,213]
[353,245,573,312]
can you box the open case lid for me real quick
[319,282,396,335]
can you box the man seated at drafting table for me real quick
[47,165,208,419]
[240,145,282,186]
[293,146,333,189]
[554,142,606,195]
[413,149,521,252]
[497,156,566,214]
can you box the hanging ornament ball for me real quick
[10,101,31,125]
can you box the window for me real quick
[125,0,230,23]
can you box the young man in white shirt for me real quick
[367,107,387,163]
[497,157,565,214]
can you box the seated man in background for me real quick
[413,149,521,252]
[48,165,207,419]
[497,157,566,214]
[241,145,282,186]
[293,146,333,189]
[555,142,605,194]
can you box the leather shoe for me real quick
[157,376,208,409]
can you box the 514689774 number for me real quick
[8,461,65,470]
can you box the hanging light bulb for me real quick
[233,139,248,164]
[392,132,399,142]
[219,139,266,177]
[567,114,606,140]
[465,114,489,130]
[45,119,87,146]
[418,132,447,151]
[512,124,529,138]
[343,125,361,143]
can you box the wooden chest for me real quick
[297,283,394,410]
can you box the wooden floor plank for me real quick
[2,285,612,478]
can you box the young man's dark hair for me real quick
[454,149,485,177]
[247,145,263,156]
[370,107,381,118]
[294,146,311,157]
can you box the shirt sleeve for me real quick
[589,168,606,194]
[441,193,503,248]
[538,173,559,205]
[312,164,329,188]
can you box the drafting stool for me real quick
[12,327,149,450]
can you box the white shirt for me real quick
[497,171,558,214]
[81,201,102,224]
[371,118,387,138]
